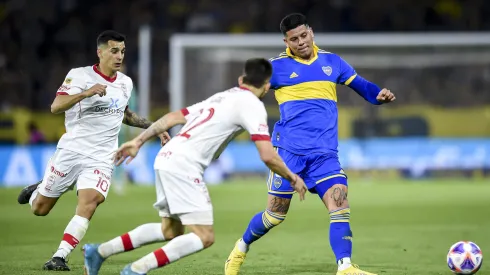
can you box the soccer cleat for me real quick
[17,180,41,204]
[336,264,377,275]
[224,239,247,275]
[120,264,146,275]
[43,257,70,271]
[83,244,105,275]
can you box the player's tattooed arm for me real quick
[123,107,153,129]
[133,110,186,147]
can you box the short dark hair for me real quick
[97,30,126,47]
[280,13,308,35]
[242,58,273,88]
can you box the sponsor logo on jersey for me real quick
[94,98,124,115]
[109,98,119,108]
[94,169,111,180]
[94,106,124,115]
[50,166,67,177]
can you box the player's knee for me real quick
[31,203,51,216]
[266,195,291,215]
[77,190,104,219]
[161,225,184,240]
[78,188,106,205]
[76,201,99,219]
[31,197,55,216]
[323,183,349,211]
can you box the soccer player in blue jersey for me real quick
[225,13,395,275]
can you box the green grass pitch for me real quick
[0,178,489,274]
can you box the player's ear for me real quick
[97,48,103,59]
[238,75,244,86]
[265,82,271,92]
[309,27,314,38]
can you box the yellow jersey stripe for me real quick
[315,174,347,185]
[344,74,357,85]
[275,81,337,104]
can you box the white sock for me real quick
[130,233,204,274]
[338,257,352,271]
[29,188,39,207]
[53,215,89,259]
[237,238,249,253]
[98,223,164,258]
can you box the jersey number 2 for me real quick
[178,108,215,139]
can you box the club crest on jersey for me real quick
[273,176,282,188]
[120,83,128,99]
[64,78,72,84]
[322,66,332,76]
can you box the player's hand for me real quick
[290,174,307,201]
[113,139,141,166]
[83,84,107,98]
[158,131,171,146]
[376,88,396,103]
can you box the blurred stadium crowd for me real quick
[1,0,490,112]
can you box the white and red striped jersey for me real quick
[154,87,270,177]
[56,65,133,164]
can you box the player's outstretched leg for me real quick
[122,224,213,274]
[44,189,103,271]
[17,180,42,204]
[225,194,290,275]
[317,182,377,275]
[84,218,182,275]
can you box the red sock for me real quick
[121,233,134,251]
[154,248,170,267]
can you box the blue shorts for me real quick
[267,147,347,199]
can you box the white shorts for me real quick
[153,169,213,225]
[38,149,113,199]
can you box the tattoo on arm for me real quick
[267,196,291,214]
[135,115,170,145]
[123,108,153,129]
[331,187,348,207]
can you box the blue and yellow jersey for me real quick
[269,45,357,155]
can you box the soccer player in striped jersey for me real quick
[225,13,395,275]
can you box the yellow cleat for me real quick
[336,264,377,275]
[224,239,247,275]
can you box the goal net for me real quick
[169,32,490,115]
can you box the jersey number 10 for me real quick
[177,108,215,139]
